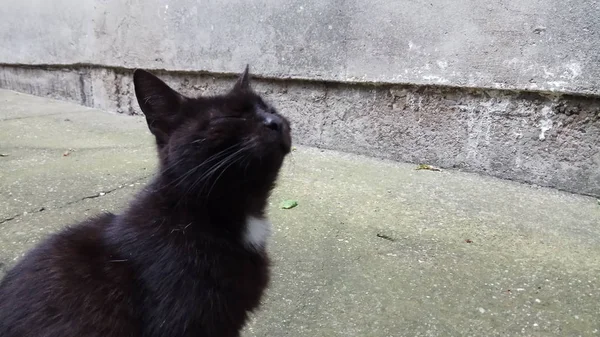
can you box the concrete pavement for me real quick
[1,90,599,336]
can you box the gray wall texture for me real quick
[2,0,599,95]
[1,0,599,196]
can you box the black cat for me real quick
[0,66,292,337]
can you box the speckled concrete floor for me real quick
[1,90,599,336]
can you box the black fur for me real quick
[0,66,291,337]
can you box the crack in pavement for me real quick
[0,112,71,122]
[0,175,152,226]
[0,145,150,152]
[0,216,17,225]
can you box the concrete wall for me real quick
[1,0,599,95]
[1,0,599,197]
[2,65,599,197]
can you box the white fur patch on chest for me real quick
[243,216,272,250]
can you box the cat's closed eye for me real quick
[230,101,254,113]
[211,116,248,122]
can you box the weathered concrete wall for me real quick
[2,65,598,197]
[0,0,599,95]
[1,1,599,196]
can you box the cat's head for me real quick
[133,66,291,204]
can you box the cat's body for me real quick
[0,67,291,337]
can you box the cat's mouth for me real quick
[266,121,291,155]
[280,130,292,154]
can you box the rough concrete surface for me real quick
[3,68,599,197]
[1,0,600,95]
[1,90,599,336]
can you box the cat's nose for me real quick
[263,115,283,133]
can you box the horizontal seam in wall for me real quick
[1,62,599,99]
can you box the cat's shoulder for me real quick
[3,212,117,275]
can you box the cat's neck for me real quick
[126,176,268,231]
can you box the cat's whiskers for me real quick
[169,222,193,235]
[191,138,207,145]
[241,153,253,179]
[162,143,239,191]
[173,143,251,206]
[204,151,250,198]
[189,144,252,198]
[188,149,241,193]
[160,156,187,175]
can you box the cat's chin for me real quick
[263,132,292,156]
[280,138,292,154]
[249,141,290,164]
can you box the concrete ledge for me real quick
[1,65,599,197]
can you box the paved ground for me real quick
[1,89,599,336]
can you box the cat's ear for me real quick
[232,64,251,92]
[133,69,187,146]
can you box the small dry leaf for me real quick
[416,164,441,171]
